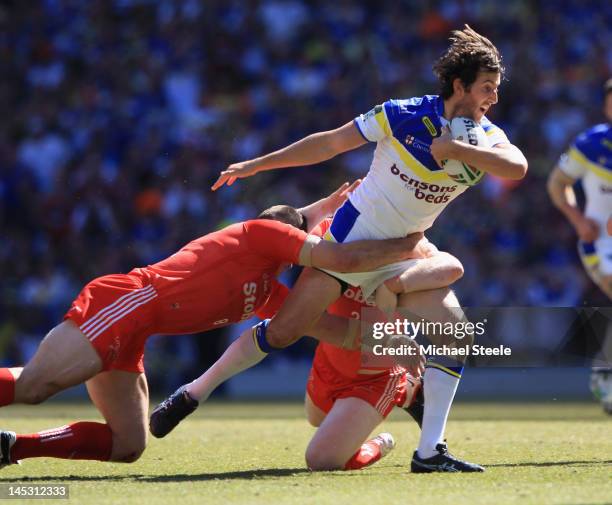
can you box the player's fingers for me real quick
[334,181,350,196]
[227,176,237,186]
[211,173,229,191]
[346,179,361,194]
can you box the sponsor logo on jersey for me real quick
[404,135,431,154]
[241,282,257,320]
[389,164,457,203]
[343,287,376,306]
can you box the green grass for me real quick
[1,402,611,505]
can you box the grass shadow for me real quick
[487,459,612,468]
[0,467,312,483]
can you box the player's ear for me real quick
[452,78,465,98]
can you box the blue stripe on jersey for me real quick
[330,200,360,243]
[579,241,596,256]
[575,124,612,171]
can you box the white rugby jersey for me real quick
[558,123,612,232]
[341,95,509,238]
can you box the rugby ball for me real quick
[441,117,489,186]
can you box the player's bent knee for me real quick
[265,324,298,349]
[305,447,343,471]
[111,439,147,463]
[109,424,148,463]
[17,379,59,404]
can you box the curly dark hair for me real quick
[433,24,504,99]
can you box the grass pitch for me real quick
[1,401,610,505]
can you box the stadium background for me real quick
[1,0,610,398]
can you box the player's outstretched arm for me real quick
[547,166,599,242]
[297,180,360,232]
[302,232,424,273]
[431,129,528,180]
[211,122,367,190]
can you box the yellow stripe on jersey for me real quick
[323,229,337,243]
[581,252,600,267]
[569,147,612,182]
[389,136,453,183]
[375,108,391,137]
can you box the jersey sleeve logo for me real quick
[422,116,437,136]
[364,104,383,119]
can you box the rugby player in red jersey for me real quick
[303,221,464,471]
[0,183,425,468]
[150,220,464,471]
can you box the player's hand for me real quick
[412,236,438,258]
[322,180,361,215]
[430,126,458,168]
[574,216,599,242]
[607,215,612,236]
[391,337,423,377]
[211,161,260,191]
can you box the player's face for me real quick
[455,72,500,122]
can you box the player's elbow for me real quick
[507,158,528,180]
[443,255,464,283]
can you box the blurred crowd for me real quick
[1,0,610,388]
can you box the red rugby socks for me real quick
[10,422,113,462]
[0,368,15,407]
[343,439,383,470]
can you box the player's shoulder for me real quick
[242,219,295,233]
[384,95,441,117]
[574,123,611,152]
[381,95,443,135]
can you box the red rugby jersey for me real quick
[134,219,306,335]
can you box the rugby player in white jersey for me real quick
[547,78,612,413]
[153,25,527,472]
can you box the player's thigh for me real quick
[397,287,469,345]
[305,397,383,470]
[86,370,149,463]
[15,320,102,404]
[267,268,342,347]
[304,392,327,427]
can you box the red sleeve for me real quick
[255,281,290,319]
[311,218,332,238]
[243,219,307,264]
